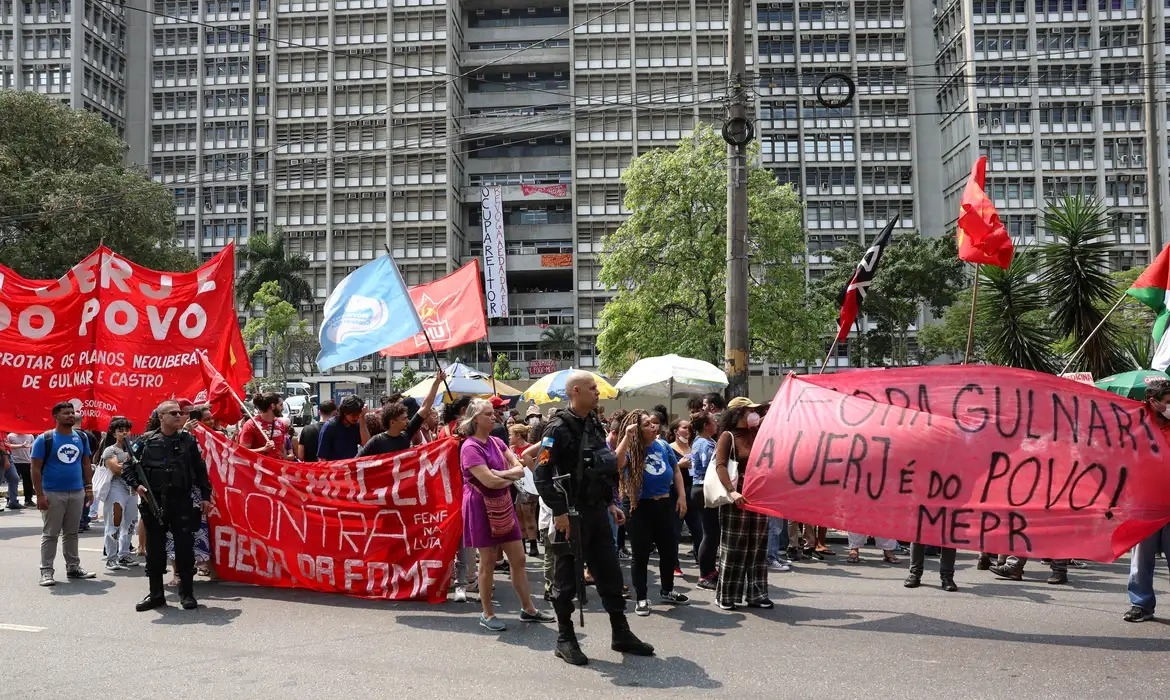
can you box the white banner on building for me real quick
[480,185,508,318]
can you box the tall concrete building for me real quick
[0,0,152,156]
[933,0,1165,271]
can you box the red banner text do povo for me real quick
[742,366,1170,562]
[0,246,240,431]
[199,429,463,602]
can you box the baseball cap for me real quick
[726,397,760,411]
[489,395,508,409]
[176,398,195,412]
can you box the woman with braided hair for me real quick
[615,409,690,617]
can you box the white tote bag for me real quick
[703,457,739,508]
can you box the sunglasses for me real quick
[163,410,182,416]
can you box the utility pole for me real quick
[1144,0,1164,253]
[722,0,753,399]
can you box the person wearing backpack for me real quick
[31,401,97,586]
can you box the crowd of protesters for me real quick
[2,375,1170,630]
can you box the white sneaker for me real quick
[635,599,650,616]
[454,586,467,603]
[39,572,55,587]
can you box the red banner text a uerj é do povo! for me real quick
[0,246,240,431]
[742,366,1170,562]
[199,429,463,602]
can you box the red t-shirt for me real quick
[238,417,290,455]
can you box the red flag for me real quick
[380,261,488,357]
[199,352,243,425]
[212,322,253,395]
[957,156,1014,269]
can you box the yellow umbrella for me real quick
[522,369,618,404]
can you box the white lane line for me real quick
[79,547,104,553]
[0,624,46,633]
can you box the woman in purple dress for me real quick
[459,398,555,632]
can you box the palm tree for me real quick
[236,230,314,306]
[977,253,1058,373]
[539,325,576,360]
[1040,195,1128,377]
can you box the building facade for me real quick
[9,0,1167,383]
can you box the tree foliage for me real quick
[391,364,420,392]
[242,281,318,390]
[493,353,522,380]
[0,91,195,278]
[976,253,1058,373]
[595,123,825,374]
[1040,195,1128,376]
[813,232,966,367]
[539,325,576,360]
[237,229,314,306]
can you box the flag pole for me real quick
[963,264,981,365]
[818,338,839,375]
[1058,294,1128,374]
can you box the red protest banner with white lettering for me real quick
[199,429,463,602]
[0,246,242,431]
[742,366,1170,562]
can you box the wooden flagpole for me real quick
[1058,294,1128,375]
[383,244,452,399]
[963,264,981,365]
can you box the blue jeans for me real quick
[766,517,788,563]
[2,462,19,507]
[1128,524,1170,613]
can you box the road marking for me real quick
[0,624,46,633]
[80,547,104,553]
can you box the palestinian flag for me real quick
[1127,246,1170,371]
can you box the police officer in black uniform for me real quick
[534,370,654,666]
[122,400,212,612]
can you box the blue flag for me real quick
[316,255,423,371]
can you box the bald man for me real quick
[122,400,212,612]
[534,370,653,665]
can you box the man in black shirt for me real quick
[297,400,335,463]
[357,371,444,457]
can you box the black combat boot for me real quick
[136,577,167,612]
[179,578,198,610]
[554,622,588,666]
[1046,571,1068,585]
[903,572,921,588]
[610,614,654,656]
[940,575,959,592]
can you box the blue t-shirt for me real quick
[317,415,362,461]
[31,430,91,492]
[690,436,715,481]
[637,439,678,500]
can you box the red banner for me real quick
[520,183,568,197]
[380,261,488,358]
[0,246,241,431]
[743,366,1170,562]
[200,429,463,601]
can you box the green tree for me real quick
[0,91,195,278]
[915,288,994,364]
[595,123,826,374]
[391,364,419,392]
[242,280,317,390]
[539,325,576,360]
[1040,195,1129,376]
[1109,266,1154,370]
[493,352,521,381]
[977,253,1058,373]
[237,229,314,306]
[813,232,966,367]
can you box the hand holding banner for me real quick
[742,366,1170,562]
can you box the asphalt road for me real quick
[0,510,1166,700]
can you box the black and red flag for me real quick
[834,218,896,342]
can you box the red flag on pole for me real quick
[957,156,1014,269]
[199,351,244,425]
[834,219,895,342]
[380,261,489,357]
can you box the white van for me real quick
[283,381,315,426]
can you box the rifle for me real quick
[552,473,586,627]
[131,456,165,522]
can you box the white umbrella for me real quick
[614,354,728,398]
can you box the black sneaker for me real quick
[976,555,992,570]
[989,564,1022,581]
[903,573,921,588]
[7,502,24,510]
[180,594,198,610]
[555,639,589,666]
[1046,572,1068,585]
[659,590,690,605]
[940,576,959,592]
[747,598,774,609]
[66,568,97,580]
[1124,606,1153,623]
